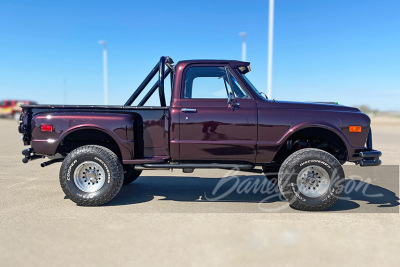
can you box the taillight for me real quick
[41,125,53,132]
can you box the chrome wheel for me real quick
[296,165,330,198]
[73,161,106,193]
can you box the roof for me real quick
[176,59,250,68]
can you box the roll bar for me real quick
[124,56,174,107]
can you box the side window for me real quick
[184,66,249,99]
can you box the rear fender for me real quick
[30,112,135,160]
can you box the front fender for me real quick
[278,122,351,148]
[256,121,353,163]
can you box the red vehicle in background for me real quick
[0,100,37,120]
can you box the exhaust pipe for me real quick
[41,158,64,168]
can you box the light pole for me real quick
[98,40,108,105]
[239,32,247,61]
[267,0,275,99]
[63,77,67,104]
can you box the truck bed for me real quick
[21,105,171,163]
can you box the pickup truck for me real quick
[18,56,381,211]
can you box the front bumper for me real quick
[359,150,381,166]
[357,128,381,166]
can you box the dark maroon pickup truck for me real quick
[18,56,381,210]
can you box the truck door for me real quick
[176,65,257,162]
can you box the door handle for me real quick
[181,108,197,113]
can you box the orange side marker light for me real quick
[349,126,362,132]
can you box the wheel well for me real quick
[273,127,348,164]
[56,129,122,159]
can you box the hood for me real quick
[273,100,361,113]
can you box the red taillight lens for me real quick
[41,125,53,132]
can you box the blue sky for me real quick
[0,0,399,110]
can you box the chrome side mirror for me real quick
[228,92,240,110]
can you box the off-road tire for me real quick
[123,165,142,185]
[278,148,345,211]
[59,145,124,206]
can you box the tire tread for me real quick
[59,145,124,206]
[278,148,344,211]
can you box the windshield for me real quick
[240,74,268,100]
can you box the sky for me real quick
[0,0,399,110]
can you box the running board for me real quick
[135,163,255,171]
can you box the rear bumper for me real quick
[21,147,43,163]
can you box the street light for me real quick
[98,40,108,105]
[63,77,67,104]
[267,0,275,99]
[239,32,247,61]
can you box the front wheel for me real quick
[59,145,124,206]
[278,148,345,211]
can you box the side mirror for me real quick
[228,92,240,110]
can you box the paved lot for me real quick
[1,117,399,266]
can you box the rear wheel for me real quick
[278,148,345,211]
[123,165,142,185]
[59,145,124,206]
